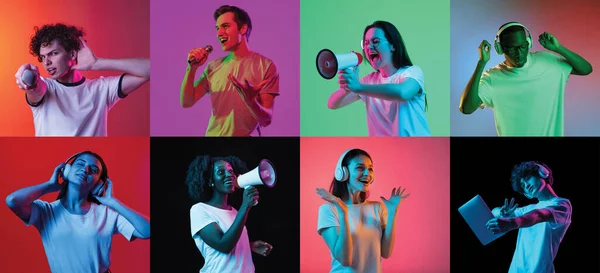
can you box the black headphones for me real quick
[56,151,109,203]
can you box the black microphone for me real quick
[188,45,213,64]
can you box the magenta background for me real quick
[150,0,300,136]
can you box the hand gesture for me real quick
[499,198,518,218]
[538,32,561,52]
[187,47,210,68]
[316,188,347,212]
[338,61,360,92]
[380,187,410,211]
[228,73,269,102]
[479,40,491,63]
[93,178,114,205]
[48,163,67,192]
[241,186,260,209]
[486,217,517,234]
[15,64,40,91]
[72,37,98,71]
[251,240,273,257]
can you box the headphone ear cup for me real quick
[538,166,549,179]
[62,164,71,179]
[494,40,503,55]
[334,166,349,181]
[526,36,532,49]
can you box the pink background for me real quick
[300,137,450,273]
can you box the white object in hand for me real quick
[22,69,38,87]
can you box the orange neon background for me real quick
[300,137,450,272]
[0,137,150,272]
[0,0,150,136]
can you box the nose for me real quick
[44,57,52,66]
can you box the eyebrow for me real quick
[75,159,99,169]
[216,22,231,29]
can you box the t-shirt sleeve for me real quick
[26,78,54,108]
[317,204,339,235]
[104,74,126,109]
[546,51,573,81]
[545,198,572,229]
[258,61,280,97]
[401,65,426,95]
[115,212,136,241]
[357,73,372,101]
[379,202,388,227]
[478,72,493,108]
[24,200,48,230]
[195,66,211,94]
[190,204,215,238]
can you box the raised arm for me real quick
[198,187,259,253]
[15,63,49,105]
[180,47,211,108]
[539,32,593,76]
[93,179,150,239]
[459,40,490,114]
[380,187,410,259]
[5,163,64,222]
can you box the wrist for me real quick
[91,58,106,71]
[354,83,365,93]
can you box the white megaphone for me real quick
[236,159,276,205]
[316,49,363,79]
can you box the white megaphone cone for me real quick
[316,49,363,79]
[236,159,276,205]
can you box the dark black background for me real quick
[150,137,300,273]
[450,137,599,272]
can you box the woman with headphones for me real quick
[327,20,431,136]
[186,155,273,273]
[315,148,410,273]
[5,151,150,273]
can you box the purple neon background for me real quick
[450,0,600,136]
[150,0,300,136]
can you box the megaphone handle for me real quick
[245,185,259,205]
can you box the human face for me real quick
[67,153,103,192]
[362,27,394,71]
[520,176,544,199]
[212,160,236,194]
[39,39,76,80]
[346,155,374,193]
[501,30,529,68]
[216,12,247,51]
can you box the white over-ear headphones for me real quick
[494,22,532,55]
[536,163,550,179]
[334,149,353,182]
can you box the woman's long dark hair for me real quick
[185,155,248,202]
[329,149,372,203]
[56,151,108,205]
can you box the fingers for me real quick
[256,79,270,90]
[228,73,244,89]
[78,37,88,48]
[479,40,490,51]
[503,198,508,208]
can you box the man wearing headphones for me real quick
[458,22,593,136]
[485,161,571,273]
[180,5,280,136]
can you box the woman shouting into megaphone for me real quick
[186,155,273,273]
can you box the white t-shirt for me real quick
[24,200,135,273]
[478,51,573,136]
[27,75,126,136]
[509,197,572,273]
[189,202,254,273]
[358,65,431,136]
[197,52,280,136]
[317,201,388,273]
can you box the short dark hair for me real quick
[329,149,372,202]
[510,161,554,195]
[498,22,527,45]
[185,155,248,202]
[214,5,252,41]
[29,23,85,63]
[56,151,108,204]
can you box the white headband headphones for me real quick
[334,149,374,183]
[494,22,532,55]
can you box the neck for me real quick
[536,185,558,201]
[344,186,364,205]
[61,184,91,213]
[229,39,252,60]
[58,69,83,84]
[207,191,230,209]
[379,64,398,78]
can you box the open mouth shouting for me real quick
[219,36,229,46]
[368,52,380,64]
[47,67,57,76]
